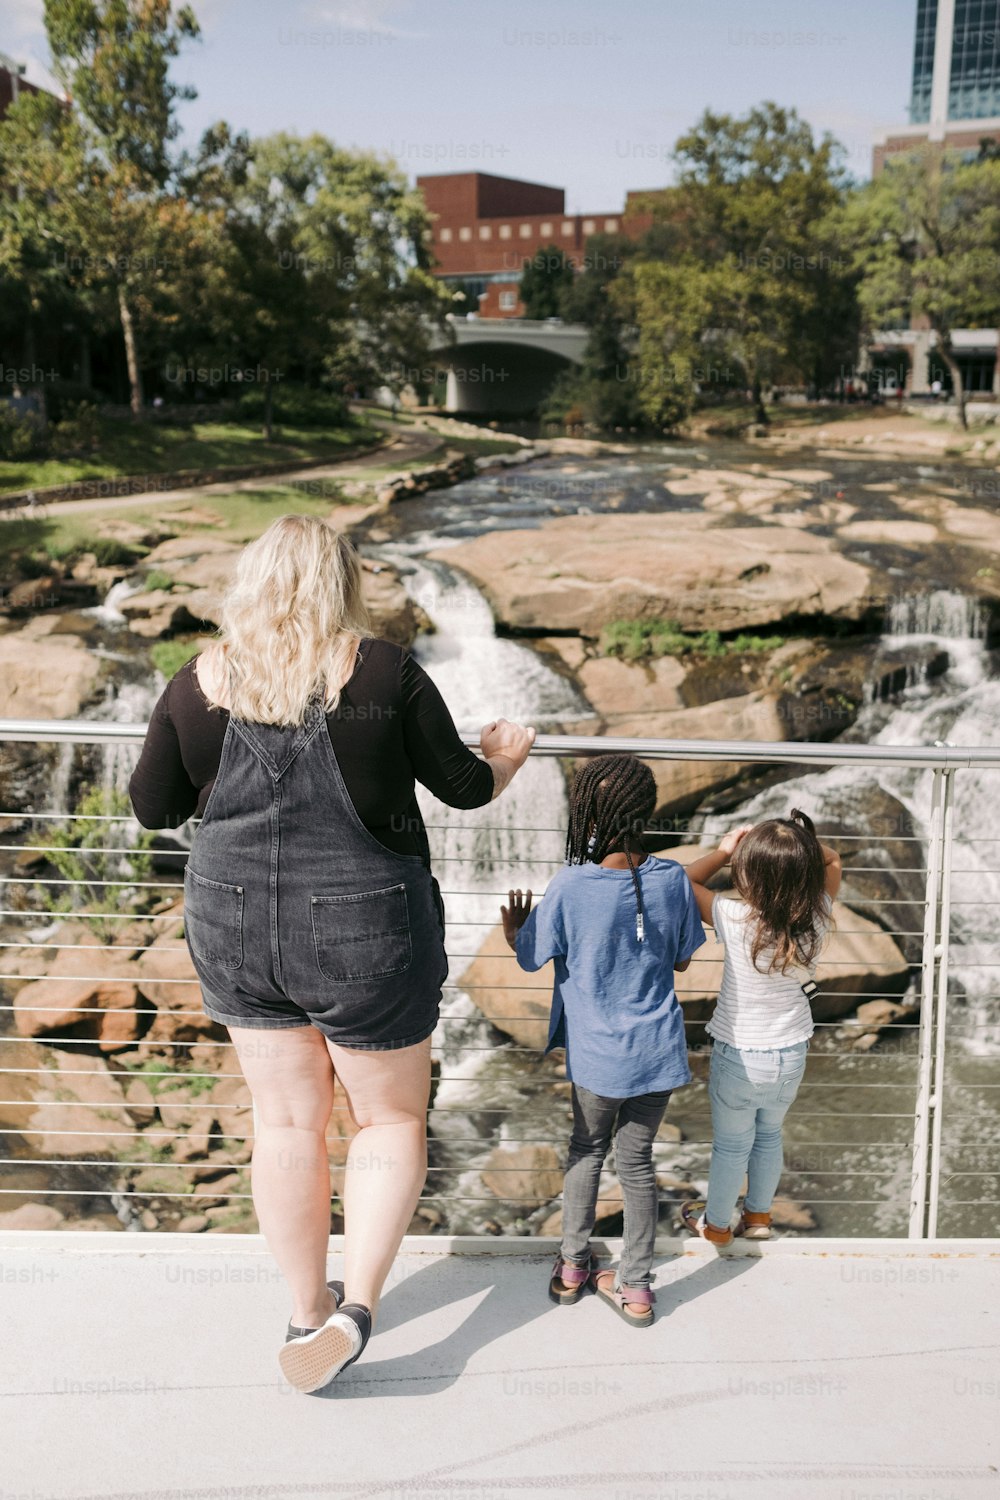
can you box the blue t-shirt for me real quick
[514,855,705,1097]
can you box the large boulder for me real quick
[0,1039,128,1155]
[136,538,428,645]
[565,690,793,819]
[458,922,551,1049]
[481,1145,563,1210]
[431,514,873,638]
[12,938,140,1052]
[135,930,224,1044]
[358,558,432,647]
[0,629,102,718]
[119,589,205,638]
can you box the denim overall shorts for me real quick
[182,700,448,1049]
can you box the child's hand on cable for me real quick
[719,824,754,858]
[501,888,533,950]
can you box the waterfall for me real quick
[85,576,145,626]
[886,589,987,642]
[700,590,999,1053]
[376,550,587,1229]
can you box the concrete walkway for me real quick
[2,1232,999,1500]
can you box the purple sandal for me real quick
[592,1270,655,1328]
[548,1252,597,1305]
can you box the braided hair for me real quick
[566,754,657,942]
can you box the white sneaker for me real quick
[278,1311,364,1393]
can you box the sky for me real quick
[4,0,919,200]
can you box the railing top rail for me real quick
[0,718,998,771]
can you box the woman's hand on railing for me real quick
[481,718,536,799]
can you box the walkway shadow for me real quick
[312,1252,553,1399]
[653,1245,762,1316]
[313,1244,762,1399]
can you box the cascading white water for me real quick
[85,577,145,626]
[701,590,998,1053]
[374,550,588,1227]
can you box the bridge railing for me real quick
[0,719,996,1241]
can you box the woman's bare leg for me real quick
[325,1035,432,1319]
[229,1025,336,1330]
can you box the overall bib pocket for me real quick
[311,883,412,982]
[183,867,245,970]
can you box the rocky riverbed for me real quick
[1,420,998,1237]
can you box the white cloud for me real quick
[308,0,425,39]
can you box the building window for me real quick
[479,225,492,240]
[562,221,574,235]
[439,227,452,243]
[499,224,512,239]
[910,0,939,124]
[459,226,472,242]
[499,290,518,310]
[582,218,596,235]
[519,223,532,238]
[540,222,553,236]
[949,0,1000,120]
[604,218,619,233]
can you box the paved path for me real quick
[19,420,442,521]
[3,1233,998,1500]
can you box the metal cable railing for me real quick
[0,718,996,1240]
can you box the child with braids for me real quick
[680,810,841,1245]
[502,753,705,1327]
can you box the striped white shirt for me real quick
[706,893,832,1050]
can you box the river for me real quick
[354,444,1000,1240]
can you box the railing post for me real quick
[926,769,956,1239]
[910,767,944,1239]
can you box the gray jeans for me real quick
[560,1085,671,1288]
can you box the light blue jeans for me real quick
[705,1038,808,1231]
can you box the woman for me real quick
[129,515,534,1392]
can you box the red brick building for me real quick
[0,58,58,122]
[417,172,656,318]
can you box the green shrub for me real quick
[143,569,175,593]
[0,406,48,460]
[89,536,140,567]
[21,785,157,941]
[234,384,349,430]
[600,619,784,662]
[150,637,201,679]
[51,401,102,457]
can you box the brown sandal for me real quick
[548,1252,597,1305]
[592,1269,655,1327]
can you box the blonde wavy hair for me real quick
[211,514,370,726]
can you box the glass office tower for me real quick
[949,0,1000,119]
[910,0,939,123]
[909,0,1000,126]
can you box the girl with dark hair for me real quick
[501,754,705,1327]
[680,810,842,1246]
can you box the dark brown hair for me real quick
[566,754,657,942]
[730,808,829,974]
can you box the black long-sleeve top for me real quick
[128,639,494,864]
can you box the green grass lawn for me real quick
[0,416,382,496]
[1,482,361,565]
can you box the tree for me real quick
[519,245,575,320]
[540,233,650,431]
[845,147,1000,427]
[0,0,203,415]
[646,103,856,423]
[184,132,450,435]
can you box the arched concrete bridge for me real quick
[427,315,588,414]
